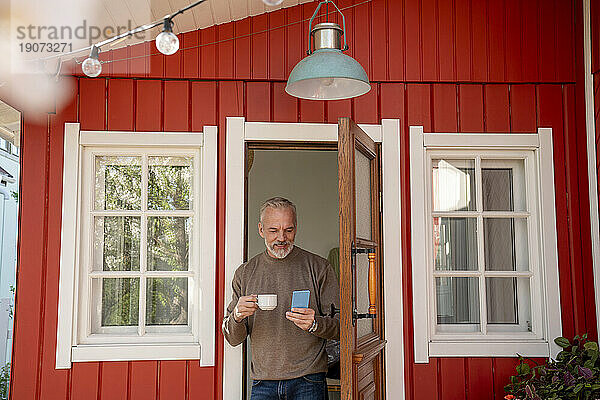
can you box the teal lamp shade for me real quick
[286,48,371,100]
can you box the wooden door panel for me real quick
[338,117,386,400]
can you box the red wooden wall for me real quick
[7,1,597,400]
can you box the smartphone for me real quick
[291,290,310,309]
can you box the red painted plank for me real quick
[471,0,489,81]
[537,84,574,337]
[458,84,484,132]
[421,0,438,81]
[191,82,217,131]
[217,23,234,79]
[164,35,182,79]
[405,0,421,81]
[413,358,438,399]
[484,84,510,132]
[149,41,164,79]
[539,0,557,82]
[371,0,387,81]
[433,84,458,132]
[235,19,251,80]
[509,84,536,133]
[251,14,269,80]
[246,82,271,122]
[521,0,539,82]
[98,47,113,77]
[268,10,286,80]
[135,80,162,132]
[130,42,148,78]
[487,0,506,82]
[593,0,600,73]
[493,358,518,399]
[455,0,472,81]
[112,47,129,77]
[327,99,352,124]
[407,84,431,132]
[387,0,404,81]
[438,0,456,81]
[130,361,157,400]
[107,79,134,131]
[182,31,199,79]
[79,78,106,130]
[439,358,466,400]
[71,362,100,399]
[100,362,128,400]
[11,118,47,400]
[201,26,217,79]
[188,364,214,399]
[159,361,186,400]
[163,80,189,131]
[466,358,493,400]
[299,99,325,123]
[272,82,297,123]
[354,1,372,79]
[555,0,574,81]
[354,85,379,124]
[286,6,303,77]
[505,0,523,82]
[380,83,405,120]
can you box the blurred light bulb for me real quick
[262,0,284,5]
[82,46,102,77]
[321,77,335,86]
[156,19,179,56]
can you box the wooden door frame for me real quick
[223,117,405,400]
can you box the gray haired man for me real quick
[222,197,340,400]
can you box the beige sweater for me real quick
[222,246,340,380]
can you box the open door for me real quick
[338,118,386,400]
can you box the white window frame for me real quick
[56,123,217,368]
[410,126,562,362]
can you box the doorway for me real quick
[244,144,341,399]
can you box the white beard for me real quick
[265,238,294,259]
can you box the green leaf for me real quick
[516,363,531,375]
[583,341,598,351]
[573,383,584,393]
[555,337,571,348]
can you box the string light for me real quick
[262,0,284,5]
[81,46,101,77]
[155,18,179,56]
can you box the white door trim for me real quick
[583,0,600,338]
[223,117,405,400]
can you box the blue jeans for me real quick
[250,372,328,400]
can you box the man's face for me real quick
[258,207,297,259]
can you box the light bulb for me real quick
[321,77,335,86]
[82,46,102,77]
[156,19,179,56]
[262,0,284,5]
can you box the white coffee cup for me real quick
[257,294,277,310]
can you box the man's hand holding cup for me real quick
[234,294,258,322]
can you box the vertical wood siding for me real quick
[8,1,595,400]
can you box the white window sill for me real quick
[69,343,201,364]
[427,341,550,360]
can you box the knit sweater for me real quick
[222,246,340,380]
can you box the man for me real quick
[222,197,340,400]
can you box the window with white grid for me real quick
[410,127,562,362]
[56,126,217,367]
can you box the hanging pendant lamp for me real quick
[285,1,370,100]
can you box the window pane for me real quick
[146,278,188,325]
[432,159,476,212]
[94,216,140,271]
[487,278,531,332]
[95,156,141,210]
[434,217,478,271]
[484,218,529,271]
[356,252,373,338]
[482,159,526,212]
[436,277,480,332]
[99,278,139,327]
[147,217,190,271]
[148,156,193,210]
[355,149,372,240]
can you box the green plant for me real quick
[0,362,9,400]
[504,334,600,400]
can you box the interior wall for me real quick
[247,150,339,261]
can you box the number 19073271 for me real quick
[19,42,73,52]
